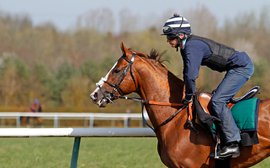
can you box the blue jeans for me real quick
[210,61,254,144]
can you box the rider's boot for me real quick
[218,141,240,158]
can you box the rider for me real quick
[161,13,254,158]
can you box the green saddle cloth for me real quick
[213,98,259,131]
[231,97,259,131]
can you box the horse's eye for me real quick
[113,68,121,73]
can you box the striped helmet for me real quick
[162,14,191,36]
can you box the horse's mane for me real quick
[129,48,167,67]
[128,48,184,85]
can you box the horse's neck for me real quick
[135,60,185,129]
[136,60,184,99]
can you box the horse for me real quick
[90,42,270,168]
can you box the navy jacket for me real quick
[180,36,252,99]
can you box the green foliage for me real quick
[49,62,78,105]
[0,8,269,111]
[0,54,30,106]
[253,61,267,84]
[80,59,100,82]
[0,53,29,78]
[32,63,52,87]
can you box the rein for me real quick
[117,95,183,106]
[117,95,187,132]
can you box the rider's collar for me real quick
[180,38,187,49]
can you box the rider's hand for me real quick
[182,97,193,105]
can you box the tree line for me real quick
[0,6,269,112]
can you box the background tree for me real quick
[0,7,269,112]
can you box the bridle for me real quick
[96,52,137,103]
[95,51,188,132]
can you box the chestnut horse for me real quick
[90,42,270,168]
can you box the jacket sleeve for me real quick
[181,40,207,99]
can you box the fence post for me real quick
[54,116,59,128]
[89,114,94,128]
[16,116,21,128]
[70,137,81,168]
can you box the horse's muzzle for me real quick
[90,90,113,107]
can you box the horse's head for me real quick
[90,42,138,107]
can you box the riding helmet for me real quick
[162,13,192,37]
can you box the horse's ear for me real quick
[120,42,128,55]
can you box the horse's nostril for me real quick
[94,92,98,99]
[90,92,98,101]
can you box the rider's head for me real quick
[161,14,191,49]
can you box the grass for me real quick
[0,137,269,168]
[0,137,165,168]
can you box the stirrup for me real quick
[210,137,224,159]
[211,138,234,160]
[214,138,221,159]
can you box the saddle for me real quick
[193,86,260,146]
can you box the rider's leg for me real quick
[211,62,254,158]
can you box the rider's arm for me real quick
[181,40,211,100]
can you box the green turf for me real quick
[0,137,269,168]
[0,137,165,168]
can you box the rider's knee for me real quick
[210,98,224,110]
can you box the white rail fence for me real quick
[0,112,147,128]
[0,127,155,137]
[0,128,156,168]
